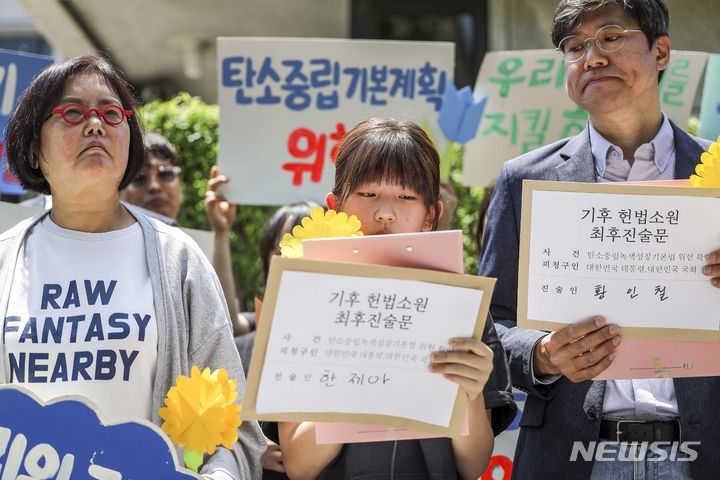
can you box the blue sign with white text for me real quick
[0,49,54,195]
[0,386,198,479]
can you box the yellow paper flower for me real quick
[159,366,241,455]
[279,207,363,258]
[690,136,720,188]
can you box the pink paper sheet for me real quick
[595,338,720,380]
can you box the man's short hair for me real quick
[551,0,669,49]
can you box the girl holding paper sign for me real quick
[278,118,516,480]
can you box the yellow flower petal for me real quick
[279,233,304,258]
[691,137,720,188]
[279,207,363,258]
[160,367,242,456]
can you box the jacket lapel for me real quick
[671,121,704,180]
[554,128,597,183]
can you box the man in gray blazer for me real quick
[479,0,720,478]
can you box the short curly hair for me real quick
[5,55,144,195]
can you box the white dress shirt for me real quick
[590,114,679,419]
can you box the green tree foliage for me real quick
[139,93,489,308]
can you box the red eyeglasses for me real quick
[50,103,133,126]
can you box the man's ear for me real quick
[326,192,336,211]
[655,35,671,72]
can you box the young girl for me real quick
[278,118,516,480]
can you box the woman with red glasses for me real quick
[1,55,264,478]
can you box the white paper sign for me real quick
[217,37,453,205]
[255,270,483,427]
[523,187,720,336]
[462,50,709,187]
[0,201,42,232]
[658,51,709,127]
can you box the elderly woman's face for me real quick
[38,74,130,196]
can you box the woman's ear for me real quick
[326,192,337,211]
[30,141,40,169]
[423,200,444,231]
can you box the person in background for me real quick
[120,137,252,335]
[204,164,320,341]
[203,166,250,335]
[120,131,183,223]
[1,55,265,479]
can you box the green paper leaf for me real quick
[184,449,203,473]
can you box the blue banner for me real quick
[0,386,198,479]
[0,49,53,195]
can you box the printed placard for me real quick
[217,37,453,205]
[462,50,708,187]
[242,257,495,437]
[518,180,720,341]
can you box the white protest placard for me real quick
[181,227,214,262]
[243,257,495,436]
[658,51,709,128]
[217,38,453,205]
[0,201,42,232]
[462,50,709,187]
[518,181,720,341]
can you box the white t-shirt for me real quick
[4,216,158,421]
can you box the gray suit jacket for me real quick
[479,122,719,479]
